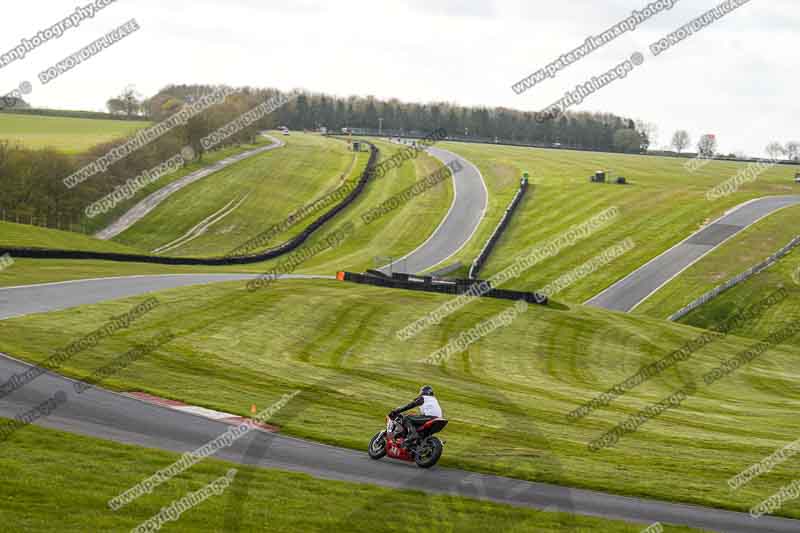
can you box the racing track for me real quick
[586,195,800,312]
[0,274,330,321]
[0,330,797,532]
[379,146,488,275]
[3,164,800,530]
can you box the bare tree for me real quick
[697,134,717,158]
[636,120,659,149]
[671,130,690,153]
[783,141,799,161]
[106,97,127,115]
[766,141,786,160]
[118,84,143,117]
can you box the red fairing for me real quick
[385,436,412,461]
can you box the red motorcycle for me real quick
[368,414,448,468]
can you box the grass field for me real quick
[0,423,699,532]
[2,280,800,519]
[0,137,455,286]
[636,204,800,319]
[0,113,150,153]
[0,221,142,255]
[85,136,273,235]
[113,133,362,256]
[435,141,800,303]
[11,140,800,297]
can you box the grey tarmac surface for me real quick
[0,349,797,532]
[0,274,331,320]
[379,145,487,275]
[586,195,800,312]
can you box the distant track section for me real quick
[379,145,487,275]
[0,144,379,266]
[586,195,800,312]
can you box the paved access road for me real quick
[586,195,800,312]
[379,145,487,275]
[95,135,285,240]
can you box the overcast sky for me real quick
[1,0,795,156]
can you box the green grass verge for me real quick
[0,221,142,254]
[2,280,800,518]
[438,141,800,302]
[113,133,360,257]
[0,113,150,153]
[0,422,698,532]
[636,205,800,319]
[84,137,272,234]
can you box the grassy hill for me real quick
[113,133,364,256]
[85,136,273,235]
[2,279,800,518]
[0,113,150,153]
[435,141,799,303]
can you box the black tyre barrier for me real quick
[0,144,380,266]
[337,271,548,306]
[469,180,530,279]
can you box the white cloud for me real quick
[0,0,796,156]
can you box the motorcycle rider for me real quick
[388,385,442,448]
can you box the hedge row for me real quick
[0,108,147,121]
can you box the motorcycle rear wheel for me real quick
[368,431,387,460]
[414,436,443,468]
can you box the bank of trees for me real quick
[1,84,280,233]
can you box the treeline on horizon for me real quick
[140,86,646,152]
[0,84,644,237]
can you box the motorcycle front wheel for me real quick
[368,431,387,460]
[414,436,443,468]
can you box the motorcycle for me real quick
[368,414,448,468]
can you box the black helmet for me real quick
[420,385,434,396]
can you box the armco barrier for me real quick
[669,235,800,321]
[469,179,530,279]
[0,144,379,266]
[337,271,548,305]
